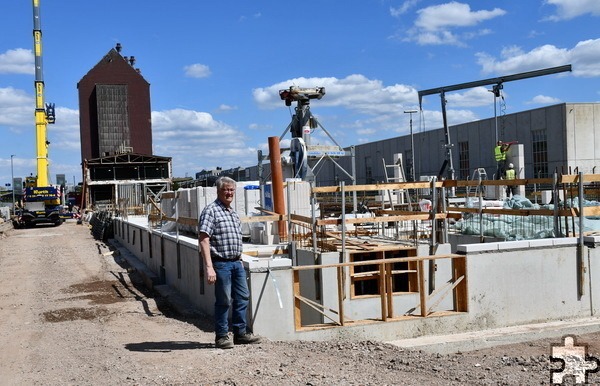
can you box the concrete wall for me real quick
[113,217,600,342]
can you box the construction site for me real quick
[104,81,600,346]
[3,2,600,383]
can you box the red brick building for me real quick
[77,45,153,161]
[77,45,171,209]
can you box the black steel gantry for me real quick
[418,64,572,183]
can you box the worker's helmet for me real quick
[508,163,514,168]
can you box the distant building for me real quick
[77,44,152,161]
[77,44,170,210]
[244,103,600,186]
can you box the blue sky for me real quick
[1,0,599,186]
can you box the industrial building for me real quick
[77,44,171,210]
[240,102,600,188]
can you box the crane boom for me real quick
[13,0,62,228]
[32,0,55,187]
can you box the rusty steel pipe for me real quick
[268,136,287,239]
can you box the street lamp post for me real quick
[404,110,418,181]
[10,154,15,215]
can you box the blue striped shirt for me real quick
[198,199,242,260]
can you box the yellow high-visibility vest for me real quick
[494,145,505,161]
[505,168,515,180]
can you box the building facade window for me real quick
[458,141,470,180]
[531,129,548,178]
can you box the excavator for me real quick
[13,0,62,228]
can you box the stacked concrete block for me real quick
[286,180,311,217]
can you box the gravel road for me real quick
[1,220,598,385]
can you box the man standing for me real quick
[505,163,516,198]
[198,176,261,349]
[494,140,513,180]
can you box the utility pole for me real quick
[11,154,16,214]
[404,110,418,181]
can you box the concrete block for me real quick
[457,243,499,253]
[498,240,529,250]
[553,237,578,246]
[243,255,292,271]
[528,239,554,248]
[584,235,600,245]
[541,190,564,205]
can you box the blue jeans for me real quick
[213,260,250,337]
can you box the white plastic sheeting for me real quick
[451,195,600,240]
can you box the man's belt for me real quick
[211,255,241,262]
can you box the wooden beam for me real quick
[292,254,465,271]
[418,260,427,317]
[337,267,345,326]
[453,257,468,312]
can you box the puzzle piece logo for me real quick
[551,335,599,384]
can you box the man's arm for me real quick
[199,233,216,285]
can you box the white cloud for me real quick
[183,63,211,78]
[0,48,33,75]
[357,128,376,135]
[526,95,561,104]
[390,0,420,17]
[48,107,81,154]
[476,38,600,77]
[0,87,33,126]
[445,87,495,108]
[404,2,506,46]
[544,0,600,21]
[151,109,256,172]
[415,2,506,31]
[253,74,417,114]
[215,104,237,113]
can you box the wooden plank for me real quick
[240,214,281,223]
[379,263,387,322]
[316,213,445,226]
[583,206,600,216]
[243,247,288,257]
[324,231,373,250]
[292,253,464,271]
[312,181,442,193]
[428,276,464,314]
[294,294,342,325]
[453,257,468,312]
[418,260,427,317]
[386,262,394,319]
[290,213,313,224]
[449,207,573,217]
[337,267,345,326]
[293,271,302,330]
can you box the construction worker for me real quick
[494,140,512,180]
[505,163,516,197]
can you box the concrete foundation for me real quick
[113,216,600,343]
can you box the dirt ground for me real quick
[1,220,599,385]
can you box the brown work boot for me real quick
[233,332,262,345]
[215,335,234,349]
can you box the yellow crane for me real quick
[32,0,55,186]
[14,0,61,227]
